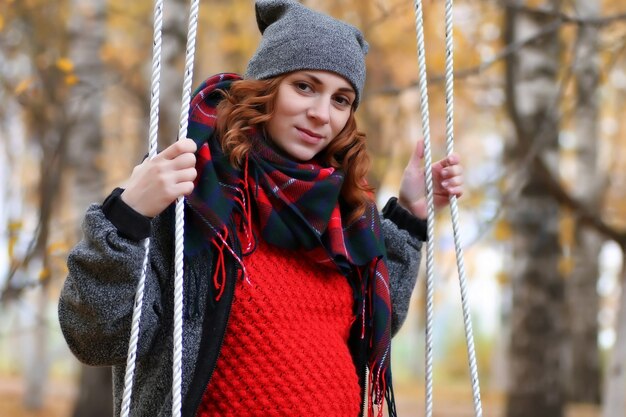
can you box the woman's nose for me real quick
[307,97,331,124]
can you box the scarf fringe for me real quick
[186,74,396,413]
[208,156,256,301]
[367,365,397,417]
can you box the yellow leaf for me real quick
[0,15,4,32]
[8,236,17,259]
[39,268,50,281]
[496,271,509,285]
[559,257,574,277]
[14,78,33,95]
[65,74,79,86]
[559,209,575,248]
[47,241,69,255]
[8,220,23,232]
[493,219,512,241]
[56,57,74,73]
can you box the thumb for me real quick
[409,139,425,165]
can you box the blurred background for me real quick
[1,0,626,416]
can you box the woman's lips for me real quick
[296,127,324,144]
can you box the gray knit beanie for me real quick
[245,0,369,107]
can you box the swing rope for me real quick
[173,0,201,415]
[121,1,482,416]
[120,0,163,416]
[411,1,436,415]
[119,0,200,415]
[412,1,483,416]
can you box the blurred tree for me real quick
[565,0,603,404]
[503,1,565,417]
[1,0,76,410]
[64,0,113,416]
[603,266,626,417]
[159,0,192,143]
[2,0,624,416]
[351,0,394,190]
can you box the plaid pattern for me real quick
[185,73,396,416]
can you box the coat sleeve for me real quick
[58,203,173,366]
[381,197,426,336]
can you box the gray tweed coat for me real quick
[59,200,423,417]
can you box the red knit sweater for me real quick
[195,231,361,417]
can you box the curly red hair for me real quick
[216,75,374,223]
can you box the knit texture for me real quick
[196,227,361,417]
[58,202,422,417]
[186,73,397,414]
[246,0,368,107]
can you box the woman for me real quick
[58,1,464,416]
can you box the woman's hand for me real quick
[399,140,464,219]
[120,139,198,218]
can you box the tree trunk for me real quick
[72,366,115,417]
[503,1,565,417]
[602,263,626,417]
[66,1,113,416]
[567,229,602,403]
[21,283,49,410]
[566,0,602,404]
[0,49,29,291]
[67,0,107,211]
[157,0,189,145]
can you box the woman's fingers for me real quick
[169,151,197,170]
[441,163,463,178]
[173,167,198,184]
[447,186,463,197]
[120,139,198,217]
[441,176,463,189]
[157,138,197,160]
[178,181,196,196]
[438,152,461,168]
[434,153,464,200]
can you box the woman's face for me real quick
[265,70,356,162]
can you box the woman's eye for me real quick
[334,96,352,106]
[295,82,312,92]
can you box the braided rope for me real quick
[120,1,163,416]
[443,0,483,415]
[412,1,436,416]
[121,3,481,417]
[172,1,200,416]
[412,1,483,416]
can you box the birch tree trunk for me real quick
[602,43,626,416]
[67,0,106,209]
[503,1,565,416]
[157,0,189,144]
[566,0,603,404]
[0,26,53,412]
[603,264,626,417]
[65,1,112,416]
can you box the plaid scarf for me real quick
[185,73,396,417]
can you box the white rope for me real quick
[412,2,436,416]
[120,0,200,415]
[172,0,200,416]
[411,1,483,416]
[120,1,163,416]
[121,2,480,417]
[443,1,483,415]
